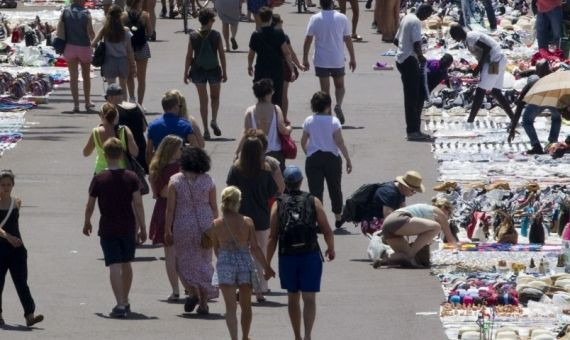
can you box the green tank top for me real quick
[93,126,128,174]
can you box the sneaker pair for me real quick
[406,131,432,141]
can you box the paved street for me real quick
[1,3,446,339]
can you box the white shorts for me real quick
[478,56,507,91]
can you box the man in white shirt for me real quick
[449,24,515,123]
[303,0,357,125]
[394,4,432,141]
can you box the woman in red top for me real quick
[149,135,183,301]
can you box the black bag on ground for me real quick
[529,214,545,244]
[277,192,318,256]
[91,41,106,67]
[341,183,381,223]
[412,243,431,268]
[127,11,146,51]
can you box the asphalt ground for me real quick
[1,2,447,339]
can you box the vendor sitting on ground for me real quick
[374,199,458,269]
[508,60,562,155]
[425,53,453,95]
[449,24,515,123]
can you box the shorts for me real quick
[63,44,92,64]
[315,67,345,78]
[381,211,412,240]
[478,56,507,91]
[189,66,222,85]
[134,42,151,61]
[279,251,322,293]
[100,235,136,266]
[102,56,129,79]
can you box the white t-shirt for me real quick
[302,114,342,157]
[306,10,351,69]
[465,31,503,62]
[395,13,422,64]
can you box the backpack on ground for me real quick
[194,30,219,71]
[341,183,382,223]
[127,11,146,51]
[277,192,318,256]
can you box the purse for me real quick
[53,10,66,55]
[91,41,106,67]
[119,126,150,195]
[274,108,297,159]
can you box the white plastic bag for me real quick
[367,231,392,261]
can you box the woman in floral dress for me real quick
[164,147,219,314]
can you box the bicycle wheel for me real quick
[182,0,189,33]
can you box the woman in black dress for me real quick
[0,170,43,327]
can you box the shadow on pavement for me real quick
[158,299,185,304]
[252,301,287,308]
[342,126,365,130]
[177,313,225,320]
[265,291,288,297]
[349,259,373,263]
[95,312,159,320]
[208,137,236,142]
[136,244,162,250]
[0,324,39,331]
[97,256,158,262]
[333,228,353,236]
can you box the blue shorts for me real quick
[100,235,136,267]
[278,251,322,293]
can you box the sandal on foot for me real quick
[352,34,363,41]
[231,37,238,50]
[256,296,266,303]
[373,62,394,71]
[167,293,180,302]
[72,106,80,113]
[184,296,199,313]
[203,130,211,141]
[196,305,209,315]
[25,314,44,327]
[210,121,222,136]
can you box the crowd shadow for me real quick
[0,324,41,332]
[252,300,287,308]
[95,312,159,320]
[177,313,225,320]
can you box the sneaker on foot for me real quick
[184,296,199,313]
[160,7,167,18]
[334,105,345,124]
[406,131,432,141]
[110,305,128,318]
[526,144,544,155]
[203,130,211,141]
[335,219,345,229]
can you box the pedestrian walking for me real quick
[105,84,149,172]
[183,8,227,141]
[460,0,497,31]
[236,79,292,171]
[302,0,357,125]
[248,7,296,108]
[271,14,305,122]
[227,136,278,302]
[338,0,362,41]
[376,0,399,42]
[125,0,152,105]
[534,0,563,50]
[209,186,275,340]
[83,103,139,175]
[146,90,204,166]
[266,165,335,340]
[164,147,219,314]
[250,129,285,195]
[0,170,44,328]
[92,5,136,99]
[214,0,240,51]
[171,89,206,143]
[149,135,183,300]
[60,0,95,113]
[374,200,457,268]
[449,24,515,123]
[301,91,352,229]
[83,138,147,318]
[142,0,157,41]
[394,4,432,141]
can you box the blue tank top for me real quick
[63,4,91,46]
[397,204,435,220]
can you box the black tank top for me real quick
[0,206,20,243]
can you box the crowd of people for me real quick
[0,0,568,337]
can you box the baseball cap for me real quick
[283,165,303,183]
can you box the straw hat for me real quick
[395,171,425,193]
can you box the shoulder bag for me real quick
[274,107,296,159]
[53,9,67,55]
[91,40,106,67]
[119,126,150,195]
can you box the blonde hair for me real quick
[221,186,241,213]
[149,135,183,181]
[432,198,453,214]
[167,89,189,120]
[103,137,124,160]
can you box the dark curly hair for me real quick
[180,147,211,173]
[252,79,274,100]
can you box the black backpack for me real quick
[277,192,318,256]
[127,11,146,51]
[341,183,382,223]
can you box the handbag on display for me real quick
[91,41,106,67]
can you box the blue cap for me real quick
[105,83,123,98]
[283,165,303,183]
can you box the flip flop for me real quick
[373,62,393,70]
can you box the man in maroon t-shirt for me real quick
[83,137,147,318]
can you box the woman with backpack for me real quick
[183,9,227,141]
[301,91,352,229]
[124,0,152,106]
[92,5,136,100]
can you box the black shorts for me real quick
[189,66,222,85]
[315,67,345,78]
[100,235,136,266]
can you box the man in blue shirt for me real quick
[146,90,204,166]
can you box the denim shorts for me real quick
[100,235,136,266]
[189,66,222,85]
[279,251,322,293]
[315,67,345,78]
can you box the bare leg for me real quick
[127,69,136,101]
[254,230,269,297]
[164,245,180,295]
[393,217,441,257]
[288,292,303,340]
[254,14,261,30]
[109,264,125,305]
[230,23,238,42]
[80,62,92,107]
[338,0,347,13]
[282,81,290,120]
[222,23,230,51]
[350,0,359,37]
[136,59,148,105]
[122,262,133,305]
[301,292,316,340]
[198,287,208,309]
[147,0,157,34]
[195,83,209,134]
[67,59,80,109]
[119,77,129,102]
[318,76,330,95]
[238,284,253,340]
[209,83,221,123]
[332,76,345,108]
[221,285,239,340]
